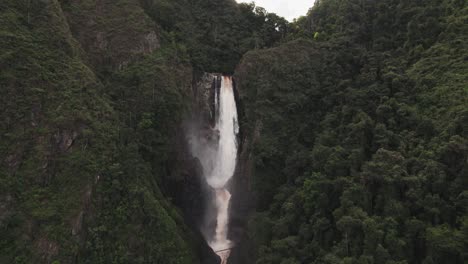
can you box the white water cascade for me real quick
[209,76,238,263]
[189,76,239,263]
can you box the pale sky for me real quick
[236,0,315,21]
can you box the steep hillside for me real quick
[234,0,467,263]
[0,0,209,263]
[1,0,466,263]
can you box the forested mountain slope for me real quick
[1,0,466,263]
[0,0,289,262]
[1,0,208,263]
[235,0,467,263]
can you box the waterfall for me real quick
[208,76,238,262]
[207,76,239,189]
[188,76,238,263]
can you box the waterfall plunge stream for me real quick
[189,76,239,263]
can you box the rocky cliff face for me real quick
[60,0,160,70]
[226,81,256,264]
[192,73,221,125]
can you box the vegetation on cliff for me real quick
[0,0,201,263]
[1,0,466,263]
[140,0,289,73]
[236,0,467,263]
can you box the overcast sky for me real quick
[236,0,315,21]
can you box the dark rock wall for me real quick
[59,0,160,71]
[226,78,257,264]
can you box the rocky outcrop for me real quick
[54,129,79,152]
[192,73,223,126]
[35,237,59,263]
[60,0,160,70]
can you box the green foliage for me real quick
[0,0,117,261]
[237,0,468,263]
[1,0,466,263]
[0,0,199,263]
[80,43,198,263]
[83,144,197,264]
[140,0,290,73]
[59,0,159,73]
